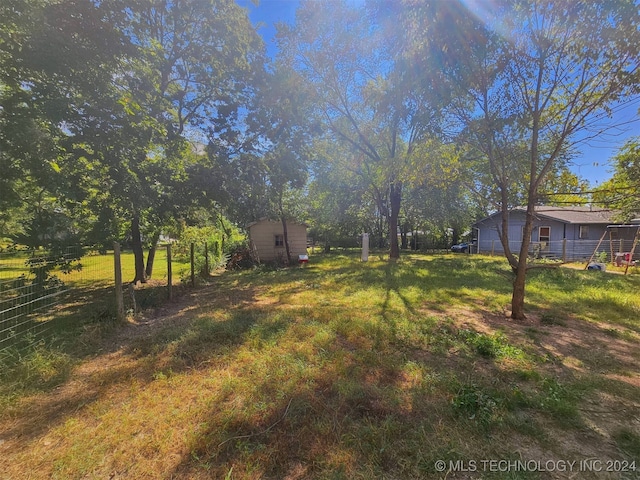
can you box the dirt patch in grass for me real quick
[423,304,640,474]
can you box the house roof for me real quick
[526,206,617,224]
[475,205,618,225]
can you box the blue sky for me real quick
[241,0,639,187]
[242,0,298,55]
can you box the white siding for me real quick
[248,220,308,262]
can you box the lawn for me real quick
[0,248,192,288]
[1,253,639,479]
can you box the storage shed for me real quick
[248,218,308,263]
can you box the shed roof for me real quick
[247,217,308,228]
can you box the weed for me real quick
[537,377,581,426]
[458,329,525,360]
[452,383,503,427]
[0,341,74,413]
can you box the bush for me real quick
[174,226,228,277]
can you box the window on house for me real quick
[275,234,284,247]
[539,226,550,243]
[579,225,589,239]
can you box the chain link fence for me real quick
[476,238,639,262]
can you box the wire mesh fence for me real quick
[0,243,214,353]
[0,246,86,352]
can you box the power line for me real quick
[542,184,640,196]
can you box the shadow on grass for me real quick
[0,281,268,446]
[3,252,639,478]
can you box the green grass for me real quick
[1,252,639,479]
[1,248,190,288]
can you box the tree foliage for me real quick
[593,138,640,221]
[1,0,265,282]
[441,0,640,319]
[277,0,450,258]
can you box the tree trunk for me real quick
[511,204,535,319]
[131,213,147,284]
[281,215,291,266]
[400,222,409,249]
[145,232,160,278]
[451,227,459,246]
[277,191,292,266]
[511,265,527,319]
[389,181,402,259]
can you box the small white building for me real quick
[248,218,308,263]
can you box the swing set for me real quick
[585,224,640,275]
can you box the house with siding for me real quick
[248,218,308,263]
[473,206,637,261]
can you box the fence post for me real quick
[204,241,209,276]
[562,238,567,263]
[167,243,173,301]
[190,242,195,287]
[491,240,495,256]
[114,242,125,322]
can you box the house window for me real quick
[539,226,550,243]
[579,225,589,239]
[275,234,284,247]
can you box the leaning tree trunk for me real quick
[389,181,402,260]
[131,213,147,284]
[451,227,460,246]
[145,232,160,278]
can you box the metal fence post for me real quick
[114,242,125,322]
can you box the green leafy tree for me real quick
[0,0,127,247]
[278,0,448,259]
[538,168,590,206]
[448,0,640,319]
[307,141,373,248]
[593,138,640,221]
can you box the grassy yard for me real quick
[0,248,192,288]
[1,253,639,479]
